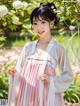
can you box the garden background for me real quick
[0,0,80,106]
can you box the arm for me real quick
[8,45,26,78]
[8,43,29,76]
[15,43,29,73]
[15,46,25,73]
[53,46,73,93]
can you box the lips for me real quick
[38,31,45,34]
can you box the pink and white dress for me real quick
[8,39,73,106]
[8,48,65,106]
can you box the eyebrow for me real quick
[33,18,46,22]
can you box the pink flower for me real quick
[72,65,80,76]
[0,56,8,62]
[5,51,16,58]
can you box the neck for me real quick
[39,36,52,44]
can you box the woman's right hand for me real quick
[39,74,50,85]
[8,67,16,76]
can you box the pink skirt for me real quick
[15,63,64,106]
[8,56,64,106]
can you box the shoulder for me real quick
[52,38,65,51]
[24,41,35,46]
[23,40,36,48]
[52,38,66,58]
[22,40,37,54]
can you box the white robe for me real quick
[8,38,73,106]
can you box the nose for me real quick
[37,24,43,31]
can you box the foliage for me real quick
[0,1,30,38]
[0,0,80,41]
[0,34,6,47]
[0,50,19,98]
[57,1,80,36]
[64,76,80,103]
[0,0,13,9]
[0,71,8,99]
[64,60,80,103]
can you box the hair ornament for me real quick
[39,2,57,13]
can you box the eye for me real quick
[33,22,37,25]
[41,21,46,24]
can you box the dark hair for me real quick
[30,2,59,25]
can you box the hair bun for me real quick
[47,3,57,10]
[39,2,57,15]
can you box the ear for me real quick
[50,21,54,28]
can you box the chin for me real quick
[39,35,46,39]
[38,34,46,38]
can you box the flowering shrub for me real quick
[13,1,23,10]
[0,71,8,98]
[12,16,19,25]
[0,0,80,40]
[0,0,30,38]
[0,6,8,17]
[0,47,21,98]
[0,48,21,72]
[69,25,76,31]
[64,61,80,103]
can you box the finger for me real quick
[42,75,49,80]
[40,76,49,81]
[44,80,50,85]
[8,70,15,74]
[8,67,15,70]
[39,74,48,78]
[8,71,15,74]
[8,69,16,75]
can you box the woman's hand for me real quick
[8,67,16,76]
[39,74,50,85]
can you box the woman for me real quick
[8,2,73,106]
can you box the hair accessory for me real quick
[39,2,57,13]
[51,6,57,14]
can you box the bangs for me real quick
[31,9,50,23]
[30,6,56,24]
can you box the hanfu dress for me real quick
[8,39,73,106]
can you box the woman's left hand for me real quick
[39,74,50,85]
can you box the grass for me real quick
[1,37,30,47]
[54,35,80,63]
[1,35,80,47]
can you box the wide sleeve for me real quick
[8,43,29,106]
[15,43,29,73]
[8,45,26,85]
[53,46,73,93]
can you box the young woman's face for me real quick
[32,17,51,39]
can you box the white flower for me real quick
[12,16,19,25]
[13,1,23,10]
[77,0,80,2]
[60,7,64,12]
[0,5,8,17]
[69,25,75,31]
[22,2,28,8]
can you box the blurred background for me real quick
[0,0,80,106]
